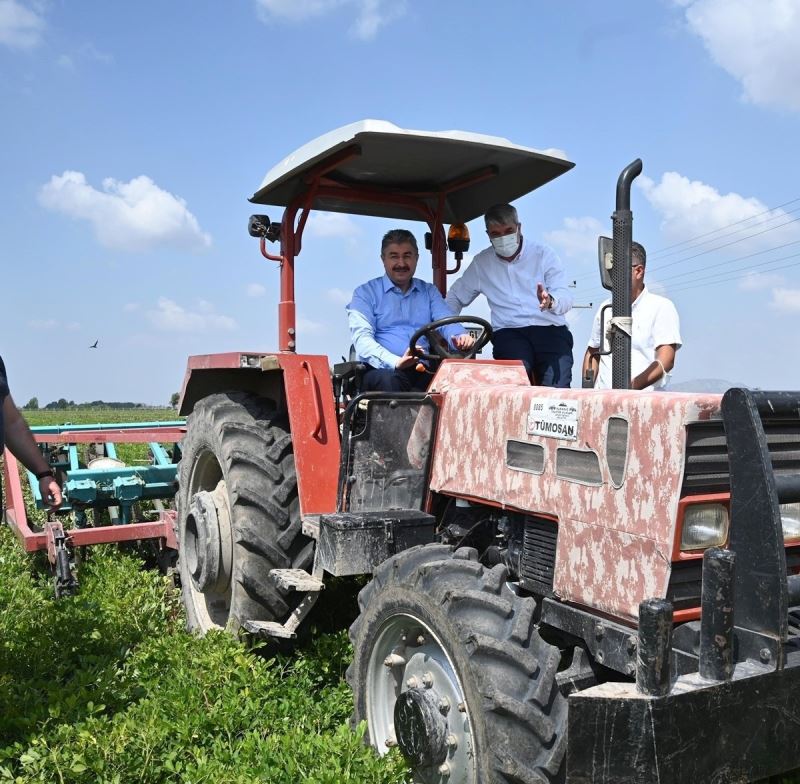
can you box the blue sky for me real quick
[1,0,798,405]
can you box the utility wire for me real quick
[648,196,800,257]
[650,205,800,262]
[650,214,800,272]
[579,237,800,302]
[664,253,800,295]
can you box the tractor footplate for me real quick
[242,620,297,639]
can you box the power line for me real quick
[666,253,800,295]
[650,204,800,262]
[578,237,800,302]
[648,196,800,257]
[654,238,800,284]
[650,214,800,272]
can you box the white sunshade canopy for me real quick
[250,120,574,224]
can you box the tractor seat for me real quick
[332,346,367,401]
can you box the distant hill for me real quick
[670,378,748,393]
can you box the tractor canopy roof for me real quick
[250,120,574,224]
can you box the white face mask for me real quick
[491,231,519,258]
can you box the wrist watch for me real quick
[35,469,55,480]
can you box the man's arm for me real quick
[582,346,600,387]
[631,344,677,390]
[444,260,480,314]
[539,246,574,315]
[347,307,402,369]
[428,285,474,351]
[3,395,62,509]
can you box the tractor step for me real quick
[270,568,324,592]
[241,620,297,639]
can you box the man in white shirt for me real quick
[445,203,575,387]
[582,242,682,390]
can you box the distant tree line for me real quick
[23,397,153,411]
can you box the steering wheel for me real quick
[408,315,493,361]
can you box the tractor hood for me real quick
[250,119,574,223]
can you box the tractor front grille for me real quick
[520,516,558,596]
[683,419,800,495]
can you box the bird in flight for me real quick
[89,340,99,349]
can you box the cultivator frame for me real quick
[3,421,184,595]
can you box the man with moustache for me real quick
[347,229,474,392]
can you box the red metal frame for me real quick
[269,154,501,351]
[3,423,183,558]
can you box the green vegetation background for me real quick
[1,409,407,783]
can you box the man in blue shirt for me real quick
[347,229,474,391]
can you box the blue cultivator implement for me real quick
[3,420,185,597]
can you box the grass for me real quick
[4,408,798,783]
[0,408,407,783]
[0,531,408,783]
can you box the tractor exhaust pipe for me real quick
[611,159,642,390]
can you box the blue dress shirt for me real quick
[347,275,464,369]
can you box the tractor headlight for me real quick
[681,504,729,551]
[781,503,800,543]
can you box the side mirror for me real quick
[597,235,613,291]
[248,214,281,242]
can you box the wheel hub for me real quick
[394,686,448,767]
[185,483,231,593]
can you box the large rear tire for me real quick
[176,392,311,634]
[348,545,567,784]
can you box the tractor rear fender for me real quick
[179,352,340,516]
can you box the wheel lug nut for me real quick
[422,671,434,688]
[438,696,450,714]
[446,733,458,750]
[457,701,467,713]
[385,738,398,748]
[384,653,406,668]
[406,676,420,689]
[438,763,450,777]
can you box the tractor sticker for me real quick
[527,398,579,441]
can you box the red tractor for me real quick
[176,121,800,783]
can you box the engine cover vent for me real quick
[520,516,558,596]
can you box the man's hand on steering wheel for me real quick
[408,316,493,361]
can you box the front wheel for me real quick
[348,545,567,784]
[176,392,311,634]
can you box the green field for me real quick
[23,407,180,427]
[3,409,798,783]
[1,408,407,783]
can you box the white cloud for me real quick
[146,298,236,332]
[255,0,405,40]
[307,211,361,239]
[637,172,800,252]
[677,0,800,112]
[326,287,352,305]
[738,271,786,291]
[771,288,800,312]
[544,216,604,260]
[246,282,267,298]
[0,0,44,49]
[39,171,212,252]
